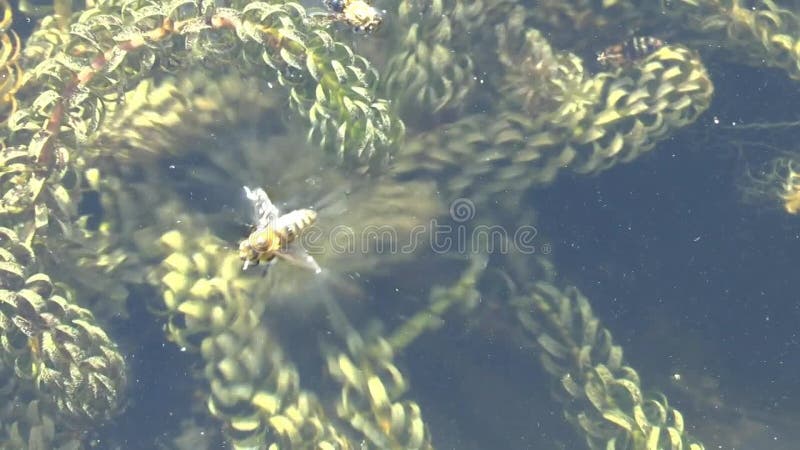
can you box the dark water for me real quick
[534,62,800,449]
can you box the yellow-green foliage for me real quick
[0,1,410,439]
[381,0,492,124]
[0,227,125,445]
[315,256,490,450]
[0,0,22,125]
[325,339,432,450]
[10,0,403,179]
[513,282,704,450]
[393,13,713,207]
[150,227,354,448]
[660,0,800,79]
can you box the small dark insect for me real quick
[597,36,665,68]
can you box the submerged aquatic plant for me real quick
[1,0,799,448]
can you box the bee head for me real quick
[238,239,257,262]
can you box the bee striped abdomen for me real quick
[275,209,317,245]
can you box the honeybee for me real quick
[238,186,322,274]
[312,0,384,33]
[597,36,665,68]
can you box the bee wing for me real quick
[244,186,279,229]
[275,243,322,274]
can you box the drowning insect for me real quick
[238,186,321,274]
